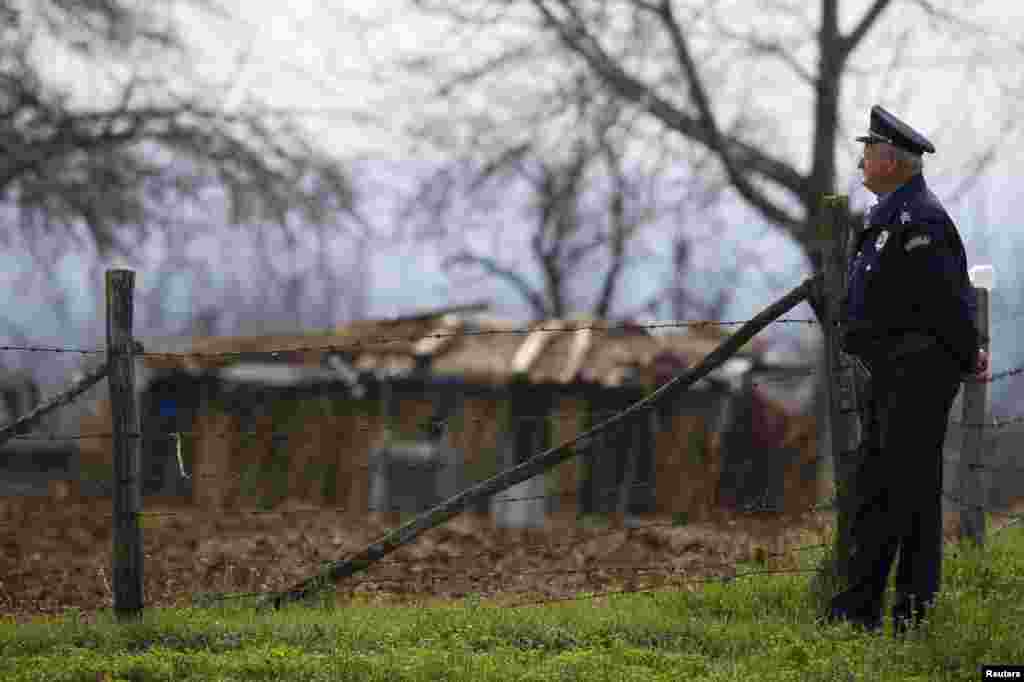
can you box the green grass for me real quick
[2,522,1021,682]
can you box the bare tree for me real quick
[1,0,365,266]
[10,188,376,439]
[392,62,732,323]
[0,1,381,420]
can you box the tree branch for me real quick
[593,155,627,318]
[839,0,893,59]
[443,250,549,318]
[1,2,361,263]
[529,0,806,232]
[704,13,816,85]
[650,0,806,228]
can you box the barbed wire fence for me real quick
[0,260,1021,621]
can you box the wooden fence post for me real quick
[957,265,993,547]
[107,269,144,623]
[811,195,863,593]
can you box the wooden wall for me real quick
[65,371,820,521]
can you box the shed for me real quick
[68,304,819,525]
[0,367,79,498]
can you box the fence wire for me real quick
[184,486,1024,612]
[0,317,821,359]
[5,461,1017,528]
[2,311,1024,616]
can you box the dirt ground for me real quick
[1,495,1021,626]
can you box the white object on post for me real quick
[969,264,994,291]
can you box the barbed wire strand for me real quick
[1,298,1023,360]
[7,424,1024,477]
[236,491,1024,609]
[66,466,1024,606]
[4,382,1017,499]
[182,495,839,582]
[10,479,1003,527]
[1,306,1021,364]
[14,379,1024,446]
[185,434,1024,609]
[178,493,845,606]
[2,468,1020,611]
[185,493,1024,610]
[0,317,821,359]
[0,480,837,529]
[3,315,1024,613]
[3,403,1021,535]
[188,554,831,610]
[184,563,825,610]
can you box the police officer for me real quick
[827,105,989,636]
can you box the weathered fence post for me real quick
[957,265,993,547]
[809,195,863,599]
[107,269,144,622]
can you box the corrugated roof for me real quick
[129,305,764,389]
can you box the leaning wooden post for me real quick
[258,274,819,612]
[810,195,863,592]
[957,265,993,547]
[107,269,144,622]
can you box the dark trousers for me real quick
[828,345,962,633]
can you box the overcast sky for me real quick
[5,0,1024,375]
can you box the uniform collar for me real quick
[873,172,925,213]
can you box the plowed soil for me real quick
[1,495,1021,626]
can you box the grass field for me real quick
[1,514,1021,682]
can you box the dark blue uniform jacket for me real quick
[842,173,980,374]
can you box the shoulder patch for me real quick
[905,234,932,252]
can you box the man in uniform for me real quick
[827,105,989,636]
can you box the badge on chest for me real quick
[875,230,889,252]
